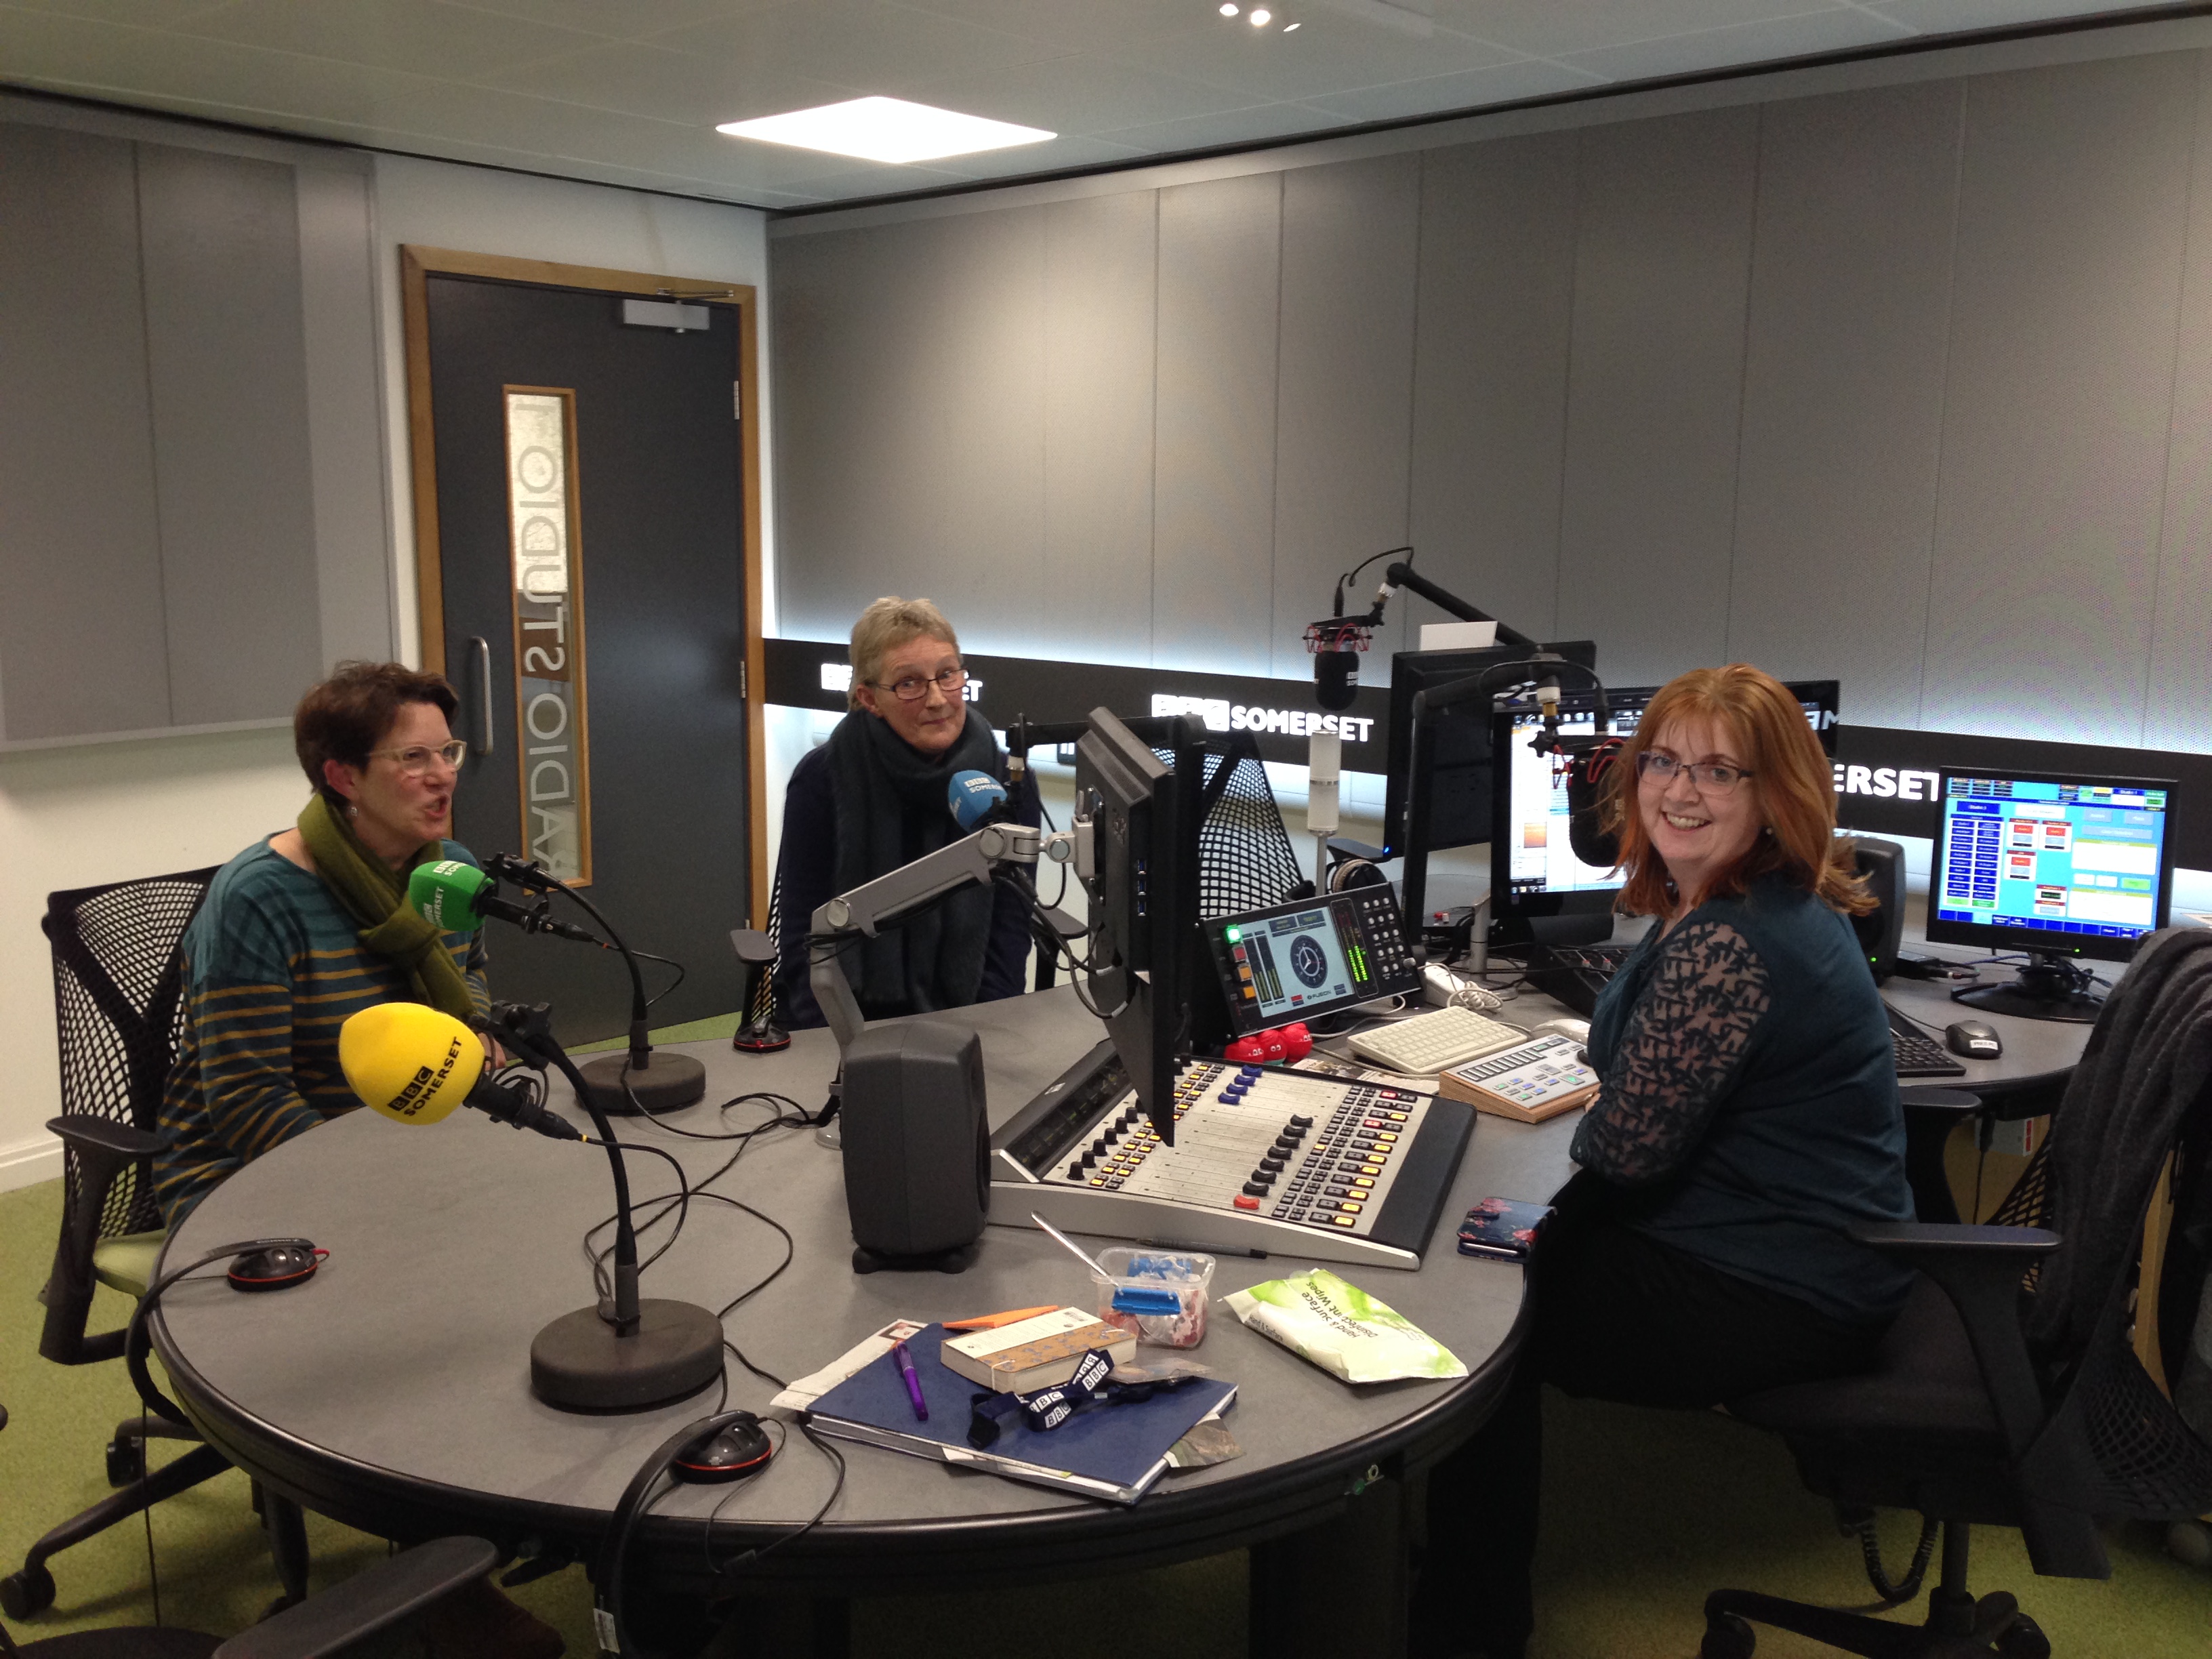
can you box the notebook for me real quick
[805,1322,1237,1505]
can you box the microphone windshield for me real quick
[1315,649,1360,712]
[338,1002,487,1126]
[948,769,1011,832]
[407,859,492,929]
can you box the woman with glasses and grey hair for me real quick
[773,595,1040,1029]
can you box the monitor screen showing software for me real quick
[1931,773,2171,948]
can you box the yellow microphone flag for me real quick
[338,1002,485,1126]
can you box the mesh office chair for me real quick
[1700,930,2212,1659]
[8,870,307,1622]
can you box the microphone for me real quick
[1305,619,1370,712]
[407,859,597,942]
[337,1002,582,1141]
[1563,738,1626,871]
[949,769,1015,833]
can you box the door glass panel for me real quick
[504,387,593,884]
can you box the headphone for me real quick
[595,1410,772,1659]
[125,1237,322,1428]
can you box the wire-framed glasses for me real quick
[367,739,468,775]
[1635,751,1753,795]
[877,665,968,703]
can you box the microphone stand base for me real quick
[530,1298,724,1412]
[577,1050,708,1115]
[731,1021,790,1054]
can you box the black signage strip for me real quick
[765,640,2207,870]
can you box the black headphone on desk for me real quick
[125,1237,323,1428]
[595,1410,774,1659]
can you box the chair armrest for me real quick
[46,1114,166,1161]
[1851,1221,2060,1457]
[210,1536,499,1659]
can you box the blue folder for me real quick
[806,1322,1237,1504]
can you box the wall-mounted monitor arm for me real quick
[810,822,1081,1055]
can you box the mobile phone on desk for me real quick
[1457,1197,1555,1262]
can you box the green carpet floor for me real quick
[5,1176,2207,1656]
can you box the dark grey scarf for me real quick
[823,705,1004,1016]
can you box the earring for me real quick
[347,803,359,819]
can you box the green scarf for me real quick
[297,794,478,1022]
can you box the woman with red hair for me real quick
[1412,664,1914,1659]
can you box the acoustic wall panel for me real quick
[1153,172,1281,678]
[1556,107,1759,691]
[773,209,1047,650]
[0,123,171,741]
[2147,50,2212,755]
[1408,132,1579,647]
[137,142,323,727]
[1271,154,1420,681]
[1923,54,2194,747]
[296,163,396,668]
[1041,191,1156,667]
[1728,82,1962,731]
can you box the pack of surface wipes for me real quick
[1222,1268,1467,1385]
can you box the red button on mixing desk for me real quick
[1233,1195,1260,1211]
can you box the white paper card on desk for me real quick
[771,1319,926,1412]
[941,1307,1136,1392]
[1419,619,1498,651]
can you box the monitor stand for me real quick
[1950,951,2104,1024]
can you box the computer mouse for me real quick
[672,1418,773,1483]
[226,1243,320,1293]
[1945,1019,2003,1060]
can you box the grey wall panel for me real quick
[295,163,395,668]
[1556,107,1760,692]
[772,210,1046,653]
[1153,172,1281,678]
[1270,155,1420,681]
[2148,52,2212,756]
[1408,132,1579,649]
[0,122,171,740]
[1040,192,1155,667]
[137,142,324,726]
[1923,54,2195,748]
[1728,83,1962,731]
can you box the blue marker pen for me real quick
[893,1340,928,1421]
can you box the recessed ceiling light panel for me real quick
[716,96,1054,164]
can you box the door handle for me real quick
[466,636,495,756]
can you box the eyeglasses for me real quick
[367,739,468,775]
[1636,752,1753,795]
[875,665,968,703]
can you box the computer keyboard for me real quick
[1349,1005,1530,1076]
[1885,1002,1967,1078]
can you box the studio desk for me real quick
[155,977,2089,1657]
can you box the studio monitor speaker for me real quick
[1850,836,1906,983]
[840,1023,989,1271]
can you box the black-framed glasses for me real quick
[367,739,468,775]
[1635,752,1753,795]
[876,665,968,703]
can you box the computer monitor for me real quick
[1488,680,1843,935]
[1202,888,1423,1036]
[1073,708,1214,1141]
[1379,641,1599,857]
[1927,769,2175,1023]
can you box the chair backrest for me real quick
[1155,732,1307,920]
[43,868,218,1244]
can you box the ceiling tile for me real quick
[0,0,237,28]
[905,51,1253,136]
[1428,0,1848,58]
[167,0,611,79]
[1863,0,2139,33]
[474,40,861,129]
[923,131,1153,178]
[756,159,979,201]
[446,0,785,41]
[1303,55,1609,121]
[1103,11,1521,104]
[1555,5,1912,83]
[1091,96,1355,153]
[645,0,1071,94]
[886,0,1212,56]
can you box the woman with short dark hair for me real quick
[155,661,491,1227]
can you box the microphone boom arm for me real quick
[1379,562,1537,649]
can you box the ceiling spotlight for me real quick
[1284,19,1300,28]
[716,96,1053,163]
[1220,3,1237,13]
[1250,6,1271,21]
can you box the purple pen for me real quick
[892,1339,928,1421]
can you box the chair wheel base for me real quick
[1994,1612,2049,1659]
[1700,1612,1756,1659]
[2,1563,56,1620]
[106,1437,146,1487]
